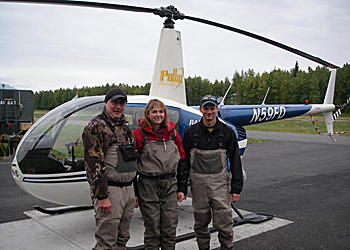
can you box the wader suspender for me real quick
[193,133,198,148]
[97,115,133,144]
[218,134,225,148]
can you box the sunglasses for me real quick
[200,95,218,105]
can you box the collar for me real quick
[101,107,127,126]
[199,118,220,132]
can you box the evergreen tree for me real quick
[291,61,299,77]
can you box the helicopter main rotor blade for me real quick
[184,15,339,69]
[0,0,155,14]
[1,0,339,69]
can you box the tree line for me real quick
[34,62,350,114]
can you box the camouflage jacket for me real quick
[82,107,134,200]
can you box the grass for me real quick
[247,138,268,144]
[246,116,350,136]
[34,109,49,119]
[54,125,85,158]
[289,114,350,121]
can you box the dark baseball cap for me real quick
[104,88,127,102]
[200,95,218,107]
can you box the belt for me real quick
[138,172,175,180]
[107,180,133,187]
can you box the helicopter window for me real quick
[51,102,105,172]
[124,106,145,131]
[168,108,180,131]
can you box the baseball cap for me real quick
[104,88,127,102]
[200,95,218,107]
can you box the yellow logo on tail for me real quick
[159,68,184,87]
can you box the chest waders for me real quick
[105,143,137,183]
[138,129,180,176]
[93,117,137,250]
[137,129,180,250]
[190,133,234,250]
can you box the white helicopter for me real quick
[1,0,348,214]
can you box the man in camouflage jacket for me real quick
[82,88,137,250]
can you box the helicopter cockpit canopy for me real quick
[16,96,181,175]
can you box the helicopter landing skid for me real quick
[33,205,93,215]
[231,203,275,225]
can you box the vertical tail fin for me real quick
[323,70,336,105]
[149,28,187,105]
[323,70,337,136]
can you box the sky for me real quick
[0,0,349,92]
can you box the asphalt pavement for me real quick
[0,158,57,224]
[232,131,350,250]
[1,131,349,249]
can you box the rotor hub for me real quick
[153,5,185,28]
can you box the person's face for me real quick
[147,106,165,128]
[105,98,126,119]
[200,104,218,122]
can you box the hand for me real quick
[177,192,187,202]
[230,193,240,203]
[98,198,112,213]
[134,196,139,208]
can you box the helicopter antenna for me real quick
[261,86,271,105]
[219,82,234,106]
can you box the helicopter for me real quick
[1,0,349,211]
